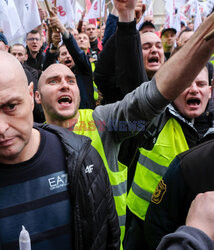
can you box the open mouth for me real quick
[148,56,159,63]
[187,98,201,106]
[58,96,72,104]
[65,60,72,64]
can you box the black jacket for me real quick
[94,20,148,105]
[144,125,214,250]
[26,47,46,75]
[36,123,120,250]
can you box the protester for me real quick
[139,21,156,34]
[47,14,96,109]
[26,30,46,73]
[145,133,214,249]
[85,23,102,61]
[35,1,214,247]
[71,28,79,40]
[10,43,45,123]
[140,32,165,79]
[126,64,213,250]
[0,51,120,249]
[161,27,177,60]
[176,28,194,47]
[106,14,213,250]
[10,43,28,63]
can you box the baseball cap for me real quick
[0,32,8,45]
[161,28,177,37]
[139,21,156,32]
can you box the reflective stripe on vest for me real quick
[91,62,99,101]
[73,109,127,246]
[210,53,214,66]
[127,118,189,220]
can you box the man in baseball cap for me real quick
[139,21,156,34]
[161,28,177,60]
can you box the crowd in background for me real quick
[0,0,214,249]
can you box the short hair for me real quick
[78,32,89,38]
[56,43,66,59]
[10,43,27,54]
[177,28,192,40]
[26,30,41,38]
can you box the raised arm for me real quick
[49,14,91,73]
[114,0,214,100]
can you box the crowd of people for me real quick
[0,0,214,249]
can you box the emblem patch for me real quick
[151,179,166,204]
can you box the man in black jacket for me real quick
[26,30,46,74]
[0,50,120,249]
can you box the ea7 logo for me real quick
[48,174,68,190]
[85,165,94,174]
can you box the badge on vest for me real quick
[151,179,166,204]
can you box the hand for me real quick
[81,10,86,20]
[52,31,61,47]
[38,8,47,22]
[114,0,137,22]
[49,15,66,34]
[186,192,214,240]
[135,1,146,24]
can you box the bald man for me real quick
[0,51,120,249]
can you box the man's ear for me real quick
[28,81,34,110]
[25,54,28,61]
[35,90,42,104]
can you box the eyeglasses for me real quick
[27,38,40,41]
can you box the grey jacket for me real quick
[157,226,214,250]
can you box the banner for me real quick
[52,0,75,28]
[86,0,105,20]
[0,0,24,43]
[194,0,202,31]
[14,0,41,34]
[164,0,175,28]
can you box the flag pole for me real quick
[36,0,42,9]
[53,0,57,7]
[99,0,102,39]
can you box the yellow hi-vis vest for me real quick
[210,53,214,66]
[73,109,127,247]
[91,62,99,101]
[127,118,189,220]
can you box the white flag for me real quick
[174,0,186,9]
[86,0,105,20]
[194,0,202,31]
[146,0,154,16]
[0,0,24,43]
[55,0,75,28]
[76,1,84,23]
[203,0,214,16]
[174,8,181,33]
[164,0,175,28]
[14,0,41,34]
